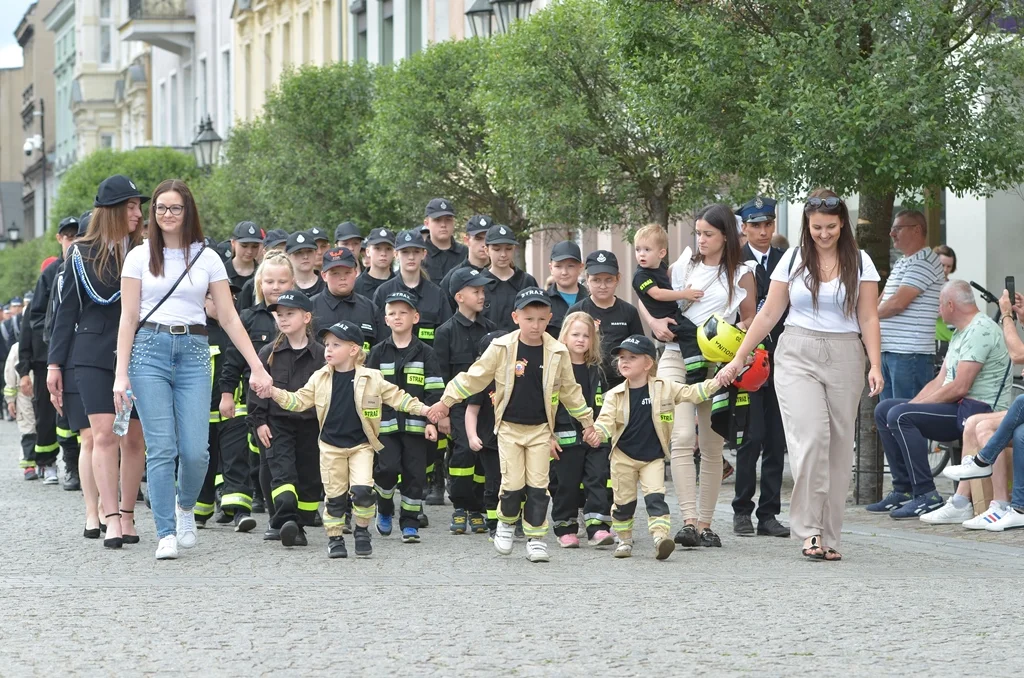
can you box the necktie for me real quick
[761,255,768,268]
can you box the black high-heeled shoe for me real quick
[83,526,101,539]
[103,513,123,549]
[120,508,139,544]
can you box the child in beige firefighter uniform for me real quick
[426,287,597,563]
[592,335,718,560]
[271,320,427,559]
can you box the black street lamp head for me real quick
[9,224,21,243]
[489,0,533,35]
[192,115,223,169]
[466,0,494,38]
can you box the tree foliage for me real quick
[369,38,531,236]
[478,0,749,232]
[203,61,406,238]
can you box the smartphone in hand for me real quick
[1007,276,1017,320]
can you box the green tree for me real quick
[619,0,1024,501]
[205,61,406,238]
[368,38,532,237]
[478,0,750,233]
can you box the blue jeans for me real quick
[874,398,960,496]
[977,394,1024,508]
[129,329,213,538]
[881,352,935,401]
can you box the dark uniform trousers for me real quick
[477,446,501,529]
[197,416,249,519]
[266,417,322,528]
[446,402,488,512]
[32,363,80,469]
[550,444,612,539]
[374,433,431,530]
[731,372,786,521]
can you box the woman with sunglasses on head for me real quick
[716,189,884,561]
[115,180,274,560]
[47,176,149,549]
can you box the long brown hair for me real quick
[558,311,603,367]
[148,179,205,277]
[79,201,142,285]
[794,188,860,317]
[692,203,743,307]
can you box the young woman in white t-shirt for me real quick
[652,203,756,548]
[114,179,274,561]
[717,189,883,561]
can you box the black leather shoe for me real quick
[252,496,266,514]
[263,527,280,541]
[312,512,323,527]
[674,524,700,547]
[280,520,300,547]
[63,470,82,492]
[327,536,347,558]
[354,527,372,557]
[293,528,308,547]
[733,514,755,536]
[757,516,791,537]
[424,474,445,506]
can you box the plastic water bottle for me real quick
[113,389,133,437]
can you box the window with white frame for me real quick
[221,49,232,128]
[283,22,291,67]
[198,57,208,119]
[381,0,394,65]
[407,0,422,56]
[323,1,333,60]
[100,0,113,65]
[183,64,193,138]
[170,73,179,145]
[351,0,367,62]
[160,81,168,144]
[302,12,311,63]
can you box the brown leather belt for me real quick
[141,321,208,336]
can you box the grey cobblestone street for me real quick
[1,420,1021,677]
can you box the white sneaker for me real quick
[526,539,550,563]
[42,466,59,485]
[176,505,198,549]
[654,535,675,560]
[919,497,974,524]
[963,501,1012,530]
[942,455,993,482]
[493,521,514,555]
[614,541,633,558]
[983,506,1024,532]
[155,535,178,560]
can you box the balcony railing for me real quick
[128,0,191,20]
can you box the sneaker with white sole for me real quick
[983,506,1024,532]
[942,455,993,482]
[155,535,179,560]
[493,521,514,555]
[176,505,198,549]
[526,539,550,563]
[654,535,675,560]
[919,497,974,524]
[614,540,633,558]
[42,465,59,485]
[963,501,1012,530]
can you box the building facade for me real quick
[15,0,58,239]
[71,0,125,158]
[44,0,77,185]
[232,0,345,123]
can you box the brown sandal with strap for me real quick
[801,536,825,560]
[823,547,842,562]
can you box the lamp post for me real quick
[8,224,21,247]
[489,0,533,35]
[191,115,223,171]
[466,0,494,38]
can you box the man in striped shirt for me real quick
[877,209,946,400]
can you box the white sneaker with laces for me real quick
[155,535,179,560]
[526,539,550,563]
[919,497,974,524]
[942,455,993,482]
[176,505,198,549]
[983,506,1024,532]
[493,521,514,555]
[42,466,59,485]
[963,501,1011,530]
[614,541,633,558]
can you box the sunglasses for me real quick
[805,197,842,209]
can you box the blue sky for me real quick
[0,1,36,69]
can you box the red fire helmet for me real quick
[733,347,770,392]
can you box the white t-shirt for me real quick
[123,243,228,325]
[771,248,880,334]
[663,247,754,351]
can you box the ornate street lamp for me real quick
[191,115,223,170]
[489,0,533,35]
[466,0,494,38]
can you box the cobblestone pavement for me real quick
[1,420,1021,677]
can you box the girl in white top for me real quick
[717,189,883,561]
[650,203,756,548]
[115,179,274,561]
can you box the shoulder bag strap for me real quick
[990,358,1013,410]
[139,245,207,328]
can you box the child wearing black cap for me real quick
[426,287,596,563]
[590,335,718,560]
[372,229,452,347]
[438,215,493,311]
[307,227,331,264]
[272,320,429,559]
[567,250,645,388]
[226,221,263,291]
[422,198,466,282]
[355,228,396,299]
[334,221,364,256]
[482,224,538,331]
[310,246,380,347]
[248,290,325,548]
[544,241,588,338]
[435,267,498,535]
[286,232,326,298]
[366,290,445,543]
